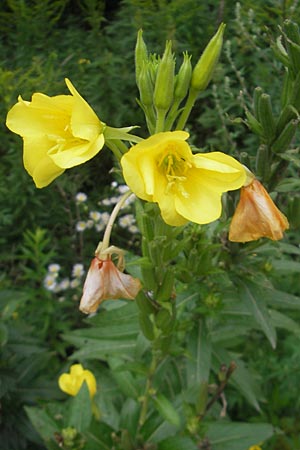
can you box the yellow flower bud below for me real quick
[58,364,97,398]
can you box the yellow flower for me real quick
[80,255,142,314]
[229,178,289,242]
[248,446,263,450]
[6,78,105,188]
[58,364,97,398]
[121,131,246,226]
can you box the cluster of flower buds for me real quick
[135,24,225,133]
[245,20,300,183]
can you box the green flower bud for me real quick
[174,52,192,102]
[191,23,226,92]
[153,40,175,111]
[135,29,148,88]
[139,63,154,107]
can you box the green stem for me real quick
[175,88,199,130]
[138,353,159,427]
[155,108,167,133]
[165,98,181,130]
[105,139,123,161]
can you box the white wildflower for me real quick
[89,211,102,222]
[72,263,85,278]
[75,192,88,203]
[48,263,61,273]
[76,221,87,232]
[44,274,57,291]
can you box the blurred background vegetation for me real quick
[1,1,300,449]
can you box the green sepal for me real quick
[104,125,142,143]
[174,52,192,102]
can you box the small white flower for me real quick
[117,184,130,194]
[57,278,70,291]
[86,219,94,229]
[110,196,120,204]
[76,221,87,232]
[128,225,139,234]
[101,198,112,206]
[48,263,61,273]
[111,181,118,188]
[89,211,102,222]
[72,263,85,278]
[101,212,110,225]
[95,223,105,232]
[119,214,135,228]
[75,192,88,203]
[70,278,81,288]
[44,274,57,291]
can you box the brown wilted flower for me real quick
[80,254,142,314]
[229,178,289,242]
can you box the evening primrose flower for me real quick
[248,446,262,450]
[121,131,246,226]
[229,178,289,242]
[6,79,105,188]
[58,363,97,398]
[80,254,142,314]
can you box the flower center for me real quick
[158,146,192,197]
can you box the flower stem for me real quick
[99,190,133,255]
[175,88,198,130]
[138,353,159,427]
[155,108,167,133]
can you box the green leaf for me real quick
[272,259,300,273]
[68,382,92,432]
[206,421,275,450]
[247,280,300,310]
[25,406,59,445]
[152,393,180,427]
[269,309,300,334]
[237,279,276,348]
[158,436,197,450]
[186,320,211,386]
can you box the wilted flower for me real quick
[6,79,105,188]
[229,178,289,242]
[58,363,97,398]
[80,254,142,314]
[121,131,246,226]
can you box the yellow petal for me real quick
[23,137,65,188]
[65,78,103,140]
[175,170,222,224]
[6,94,73,137]
[48,133,105,168]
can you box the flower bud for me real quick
[174,52,192,102]
[135,29,148,88]
[139,63,154,107]
[153,40,175,111]
[191,23,226,92]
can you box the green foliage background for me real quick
[1,1,300,449]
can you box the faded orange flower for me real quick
[79,256,141,314]
[229,178,289,242]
